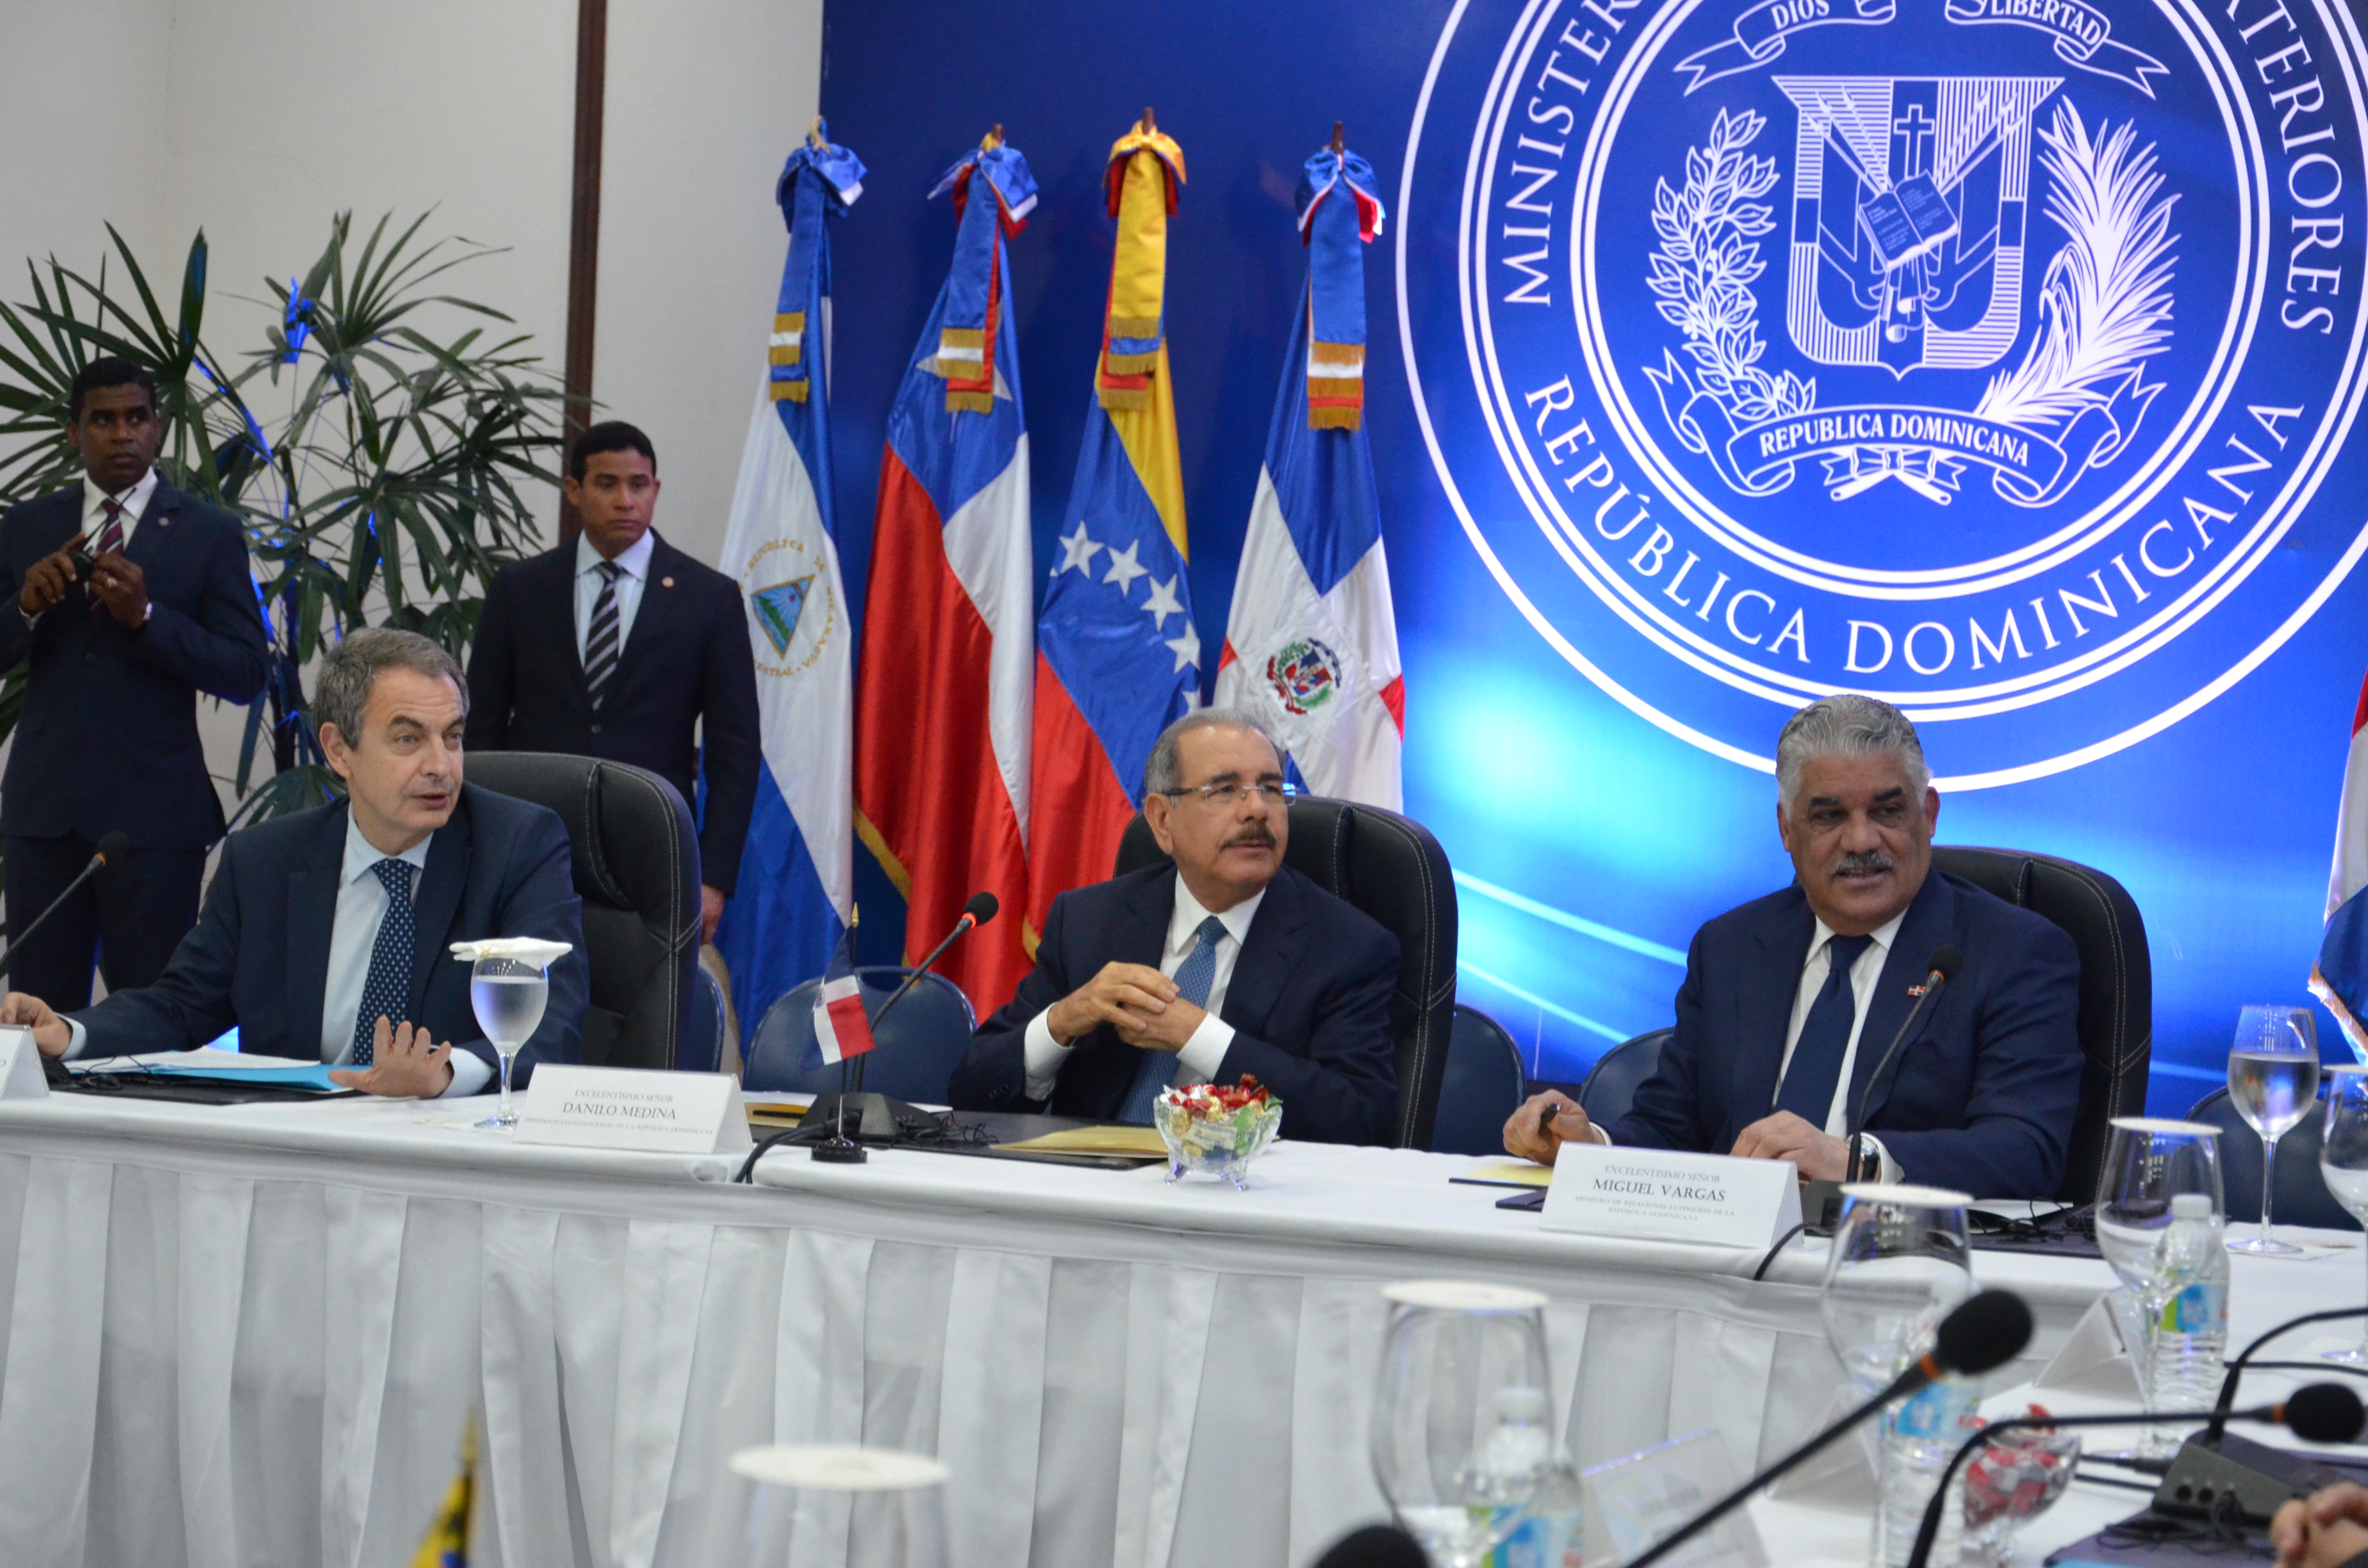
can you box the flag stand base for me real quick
[810,1137,867,1164]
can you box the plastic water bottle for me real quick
[2144,1191,2230,1457]
[1488,1455,1583,1568]
[1470,1387,1558,1561]
[1875,1375,1981,1568]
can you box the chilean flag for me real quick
[855,137,1037,1018]
[1029,126,1198,941]
[2313,671,2368,1056]
[1214,142,1404,807]
[714,126,863,1031]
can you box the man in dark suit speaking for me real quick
[0,357,269,1007]
[466,421,759,945]
[0,628,588,1097]
[1505,694,2082,1198]
[951,710,1401,1145]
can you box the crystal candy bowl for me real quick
[1153,1086,1283,1189]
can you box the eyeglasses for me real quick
[1160,781,1300,808]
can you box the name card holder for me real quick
[515,1065,752,1155]
[1539,1142,1801,1248]
[0,1027,48,1101]
[1581,1427,1768,1568]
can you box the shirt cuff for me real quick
[1173,1015,1236,1082]
[1586,1121,1611,1145]
[61,1017,86,1059]
[1022,1009,1071,1101]
[1859,1132,1901,1184]
[441,1050,494,1098]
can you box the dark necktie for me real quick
[349,859,417,1068]
[582,561,622,709]
[1117,915,1229,1124]
[1773,933,1877,1124]
[88,498,125,618]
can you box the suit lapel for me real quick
[285,808,349,1058]
[1849,872,1955,1123]
[1221,870,1310,1037]
[127,480,181,568]
[1732,891,1816,1124]
[1115,867,1175,968]
[409,793,475,1019]
[539,545,593,703]
[608,535,679,689]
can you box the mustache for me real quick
[1828,850,1895,879]
[1223,826,1279,849]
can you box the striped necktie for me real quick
[94,496,126,557]
[583,560,622,708]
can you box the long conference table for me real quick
[0,1086,2360,1568]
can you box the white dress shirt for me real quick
[1588,908,1907,1180]
[1020,879,1265,1100]
[22,470,160,630]
[573,531,655,663]
[60,811,491,1097]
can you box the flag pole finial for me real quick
[983,124,1005,151]
[1140,106,1156,134]
[1331,120,1344,154]
[807,116,826,151]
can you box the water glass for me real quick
[1369,1280,1555,1567]
[2322,1067,2368,1365]
[1821,1184,1975,1568]
[2228,1004,2322,1255]
[2093,1118,2224,1451]
[730,1444,949,1568]
[470,954,550,1131]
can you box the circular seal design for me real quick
[739,535,837,679]
[1267,637,1346,715]
[1401,0,2368,783]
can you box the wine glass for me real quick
[2093,1118,2224,1456]
[1958,1419,2080,1567]
[1821,1184,1976,1568]
[470,954,550,1131]
[2321,1067,2368,1365]
[2228,1004,2323,1255]
[1369,1280,1554,1567]
[730,1444,948,1568]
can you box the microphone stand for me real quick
[1801,963,1952,1232]
[802,909,989,1166]
[0,844,119,987]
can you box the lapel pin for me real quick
[661,575,675,587]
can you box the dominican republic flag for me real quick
[810,932,878,1065]
[2313,671,2368,1056]
[855,133,1037,1018]
[1214,141,1404,807]
[1029,120,1197,942]
[713,125,865,1031]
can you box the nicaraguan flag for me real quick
[2314,671,2368,1056]
[855,132,1037,1018]
[713,125,864,1030]
[1029,121,1197,943]
[1215,140,1404,807]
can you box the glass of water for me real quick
[470,954,550,1131]
[2320,1067,2368,1364]
[2093,1118,2224,1454]
[2228,1004,2322,1255]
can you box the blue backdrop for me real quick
[819,0,2368,1110]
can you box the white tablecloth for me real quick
[0,1091,2354,1568]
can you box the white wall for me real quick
[0,1,174,274]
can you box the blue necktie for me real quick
[348,859,417,1068]
[1773,933,1875,1124]
[1117,915,1228,1124]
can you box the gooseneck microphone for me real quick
[1902,1383,2368,1567]
[1845,945,1962,1179]
[869,891,999,1036]
[0,831,128,986]
[1627,1290,2034,1568]
[2209,1304,2368,1444]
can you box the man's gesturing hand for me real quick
[2273,1483,2368,1567]
[1504,1088,1593,1166]
[87,550,147,628]
[1046,962,1178,1048]
[1731,1111,1850,1181]
[0,992,73,1057]
[17,535,83,617]
[329,1017,455,1098]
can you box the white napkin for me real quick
[448,938,574,966]
[2031,1287,2146,1402]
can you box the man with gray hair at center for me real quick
[1504,694,2082,1198]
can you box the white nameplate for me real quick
[0,1026,48,1101]
[1540,1142,1801,1248]
[514,1066,751,1155]
[1581,1427,1768,1568]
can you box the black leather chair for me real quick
[1430,1004,1529,1155]
[1578,1028,1671,1124]
[743,966,979,1100]
[1929,846,2153,1202]
[1114,797,1459,1148]
[2184,1085,2359,1231]
[466,753,700,1070]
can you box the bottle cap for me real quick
[2171,1193,2216,1218]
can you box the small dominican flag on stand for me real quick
[2313,671,2368,1057]
[810,933,877,1065]
[1214,138,1404,808]
[714,123,865,1033]
[855,129,1038,1020]
[1028,117,1198,944]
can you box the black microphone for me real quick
[870,891,998,1034]
[1627,1290,2032,1568]
[0,830,128,987]
[1311,1524,1427,1568]
[1800,946,1962,1231]
[1903,1384,2367,1567]
[2210,1304,2368,1443]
